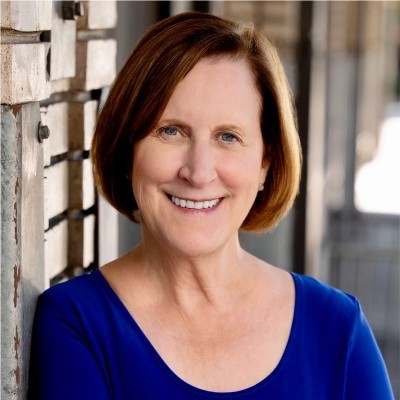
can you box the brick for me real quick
[50,1,76,80]
[69,100,98,151]
[69,214,95,269]
[40,102,69,167]
[72,39,116,90]
[44,161,69,229]
[44,220,68,286]
[69,158,95,211]
[1,0,52,31]
[77,0,117,30]
[1,43,50,105]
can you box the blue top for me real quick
[29,269,394,399]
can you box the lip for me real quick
[165,193,223,211]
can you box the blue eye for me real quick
[163,126,178,136]
[221,133,238,142]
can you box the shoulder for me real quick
[291,273,361,329]
[42,269,101,299]
[32,269,119,344]
[292,272,359,308]
[36,270,107,319]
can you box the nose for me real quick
[178,139,217,187]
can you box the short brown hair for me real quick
[92,12,301,232]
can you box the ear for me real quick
[259,146,271,183]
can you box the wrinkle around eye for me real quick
[156,125,187,142]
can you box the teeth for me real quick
[171,196,220,210]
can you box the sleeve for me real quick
[345,300,394,400]
[28,291,112,400]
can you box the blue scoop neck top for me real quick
[29,269,394,399]
[95,269,300,397]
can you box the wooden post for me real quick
[1,103,44,399]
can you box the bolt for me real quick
[38,122,50,143]
[62,1,75,20]
[62,1,84,20]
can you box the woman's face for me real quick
[132,58,269,258]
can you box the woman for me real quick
[29,12,394,399]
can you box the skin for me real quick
[101,58,295,392]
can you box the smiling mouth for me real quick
[168,195,221,210]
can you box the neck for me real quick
[130,227,254,310]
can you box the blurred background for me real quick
[98,1,399,396]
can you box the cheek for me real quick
[132,146,153,202]
[221,153,265,186]
[131,166,145,203]
[132,145,180,195]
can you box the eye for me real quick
[162,126,178,136]
[220,132,239,143]
[156,125,184,141]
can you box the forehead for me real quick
[174,57,259,101]
[160,58,262,125]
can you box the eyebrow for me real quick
[214,124,244,133]
[156,119,244,134]
[156,118,191,131]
